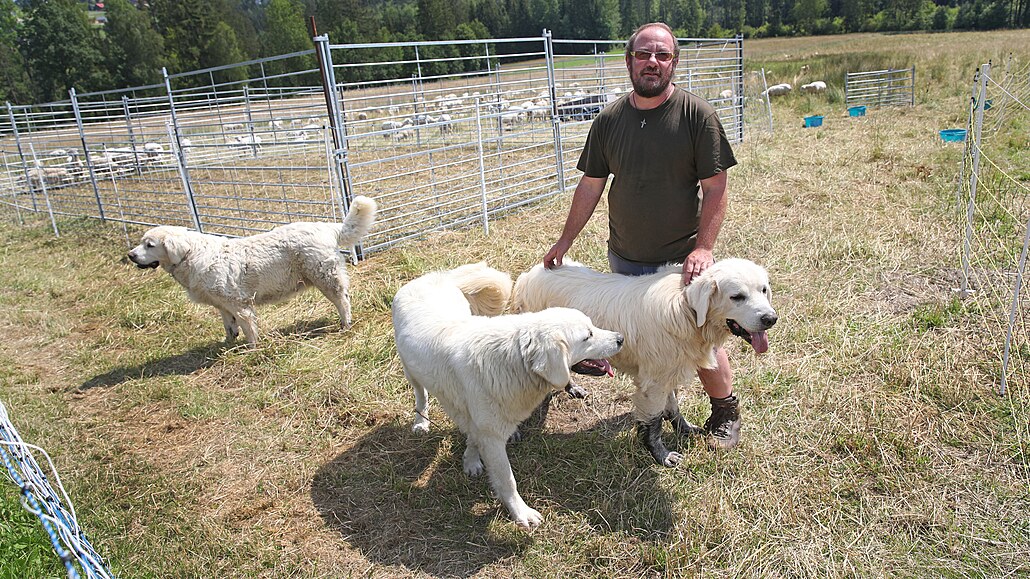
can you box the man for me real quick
[542,22,741,450]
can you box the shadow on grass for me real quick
[311,408,676,577]
[76,317,343,392]
[76,341,229,391]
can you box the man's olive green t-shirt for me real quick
[577,87,737,264]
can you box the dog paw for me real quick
[463,458,484,477]
[662,451,683,467]
[512,507,542,529]
[411,421,430,435]
[565,383,589,399]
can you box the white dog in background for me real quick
[127,196,377,345]
[392,263,623,528]
[513,258,777,467]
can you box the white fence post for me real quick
[70,87,107,221]
[959,63,990,296]
[544,29,567,193]
[162,67,203,232]
[475,97,489,235]
[999,219,1030,395]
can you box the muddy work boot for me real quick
[704,393,741,450]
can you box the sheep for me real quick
[437,113,454,134]
[25,167,71,190]
[763,83,793,97]
[501,111,522,129]
[233,134,262,146]
[719,89,734,100]
[801,81,827,94]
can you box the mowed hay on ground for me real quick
[1,30,1028,578]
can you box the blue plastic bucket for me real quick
[939,129,967,142]
[848,106,866,117]
[803,115,824,128]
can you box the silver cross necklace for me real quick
[632,92,646,129]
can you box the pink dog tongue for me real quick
[571,359,614,377]
[751,331,769,354]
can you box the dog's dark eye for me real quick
[583,330,593,341]
[730,293,746,302]
[762,286,769,295]
[145,242,155,248]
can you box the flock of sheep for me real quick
[13,78,745,195]
[22,142,171,191]
[369,83,615,141]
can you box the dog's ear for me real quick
[160,232,191,266]
[686,275,717,327]
[520,328,571,386]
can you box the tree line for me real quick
[1,0,1025,105]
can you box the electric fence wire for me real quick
[0,398,115,579]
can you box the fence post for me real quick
[759,68,773,131]
[162,67,203,232]
[69,88,107,221]
[910,65,916,106]
[27,144,60,237]
[2,149,24,224]
[731,35,742,142]
[314,34,362,261]
[475,97,489,235]
[999,218,1029,395]
[7,102,38,212]
[959,63,990,296]
[954,69,980,212]
[544,29,567,194]
[243,86,258,157]
[122,96,143,176]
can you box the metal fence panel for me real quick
[845,67,916,108]
[1,33,745,257]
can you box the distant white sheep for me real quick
[437,113,453,134]
[25,166,71,189]
[719,89,734,100]
[800,81,827,94]
[763,83,792,97]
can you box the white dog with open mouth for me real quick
[127,196,376,345]
[513,258,777,466]
[392,262,623,528]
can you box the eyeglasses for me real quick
[630,50,675,63]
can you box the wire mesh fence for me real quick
[0,32,744,257]
[955,55,1030,395]
[845,66,916,108]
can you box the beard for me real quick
[631,67,673,98]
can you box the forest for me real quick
[1,0,1026,104]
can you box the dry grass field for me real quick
[1,29,1028,577]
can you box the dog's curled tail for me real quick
[337,196,378,246]
[445,262,512,316]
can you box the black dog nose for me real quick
[761,313,778,328]
[616,333,624,346]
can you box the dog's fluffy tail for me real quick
[444,262,512,316]
[337,196,377,246]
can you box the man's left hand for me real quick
[682,249,714,285]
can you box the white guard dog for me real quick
[392,263,623,528]
[127,196,377,345]
[513,258,777,467]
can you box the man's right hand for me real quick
[543,239,571,269]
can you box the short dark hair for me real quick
[625,22,680,60]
